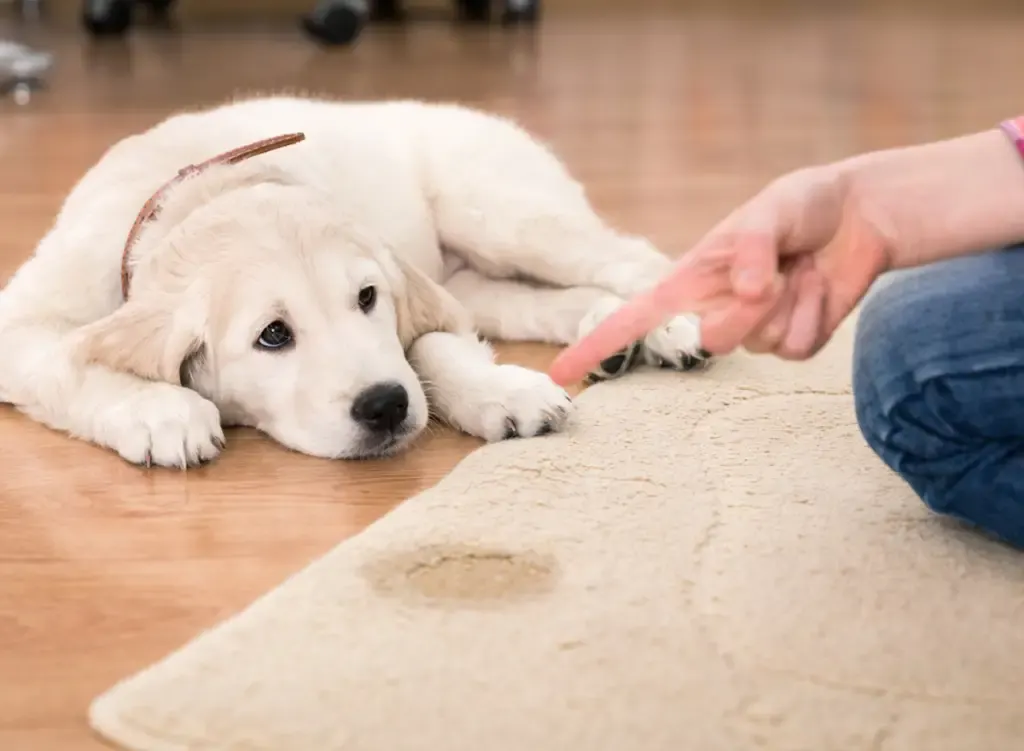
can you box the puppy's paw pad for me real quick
[578,296,643,383]
[474,366,574,442]
[642,313,712,372]
[585,341,643,383]
[578,298,709,381]
[102,385,225,469]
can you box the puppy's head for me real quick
[73,164,468,459]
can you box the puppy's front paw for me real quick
[577,296,643,382]
[456,365,574,443]
[579,298,711,382]
[95,383,225,468]
[641,312,712,372]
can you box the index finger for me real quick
[548,286,670,387]
[547,253,725,387]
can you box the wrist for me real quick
[839,128,1024,269]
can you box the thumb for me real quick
[707,193,787,301]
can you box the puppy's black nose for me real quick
[351,382,409,432]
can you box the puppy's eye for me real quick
[358,285,377,313]
[255,320,293,351]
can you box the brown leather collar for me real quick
[120,132,307,300]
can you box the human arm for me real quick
[838,126,1024,270]
[549,121,1024,385]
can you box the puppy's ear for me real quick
[72,297,204,385]
[391,257,473,349]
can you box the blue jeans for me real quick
[854,244,1024,548]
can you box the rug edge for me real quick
[89,690,188,751]
[84,373,647,750]
[84,349,858,750]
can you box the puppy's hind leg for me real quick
[444,267,651,381]
[429,112,710,377]
[444,266,621,345]
[430,119,672,297]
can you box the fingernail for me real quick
[735,269,761,287]
[734,269,776,298]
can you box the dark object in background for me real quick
[499,0,540,24]
[300,0,367,46]
[456,0,540,24]
[0,40,54,105]
[456,0,491,22]
[301,0,541,46]
[82,0,175,36]
[80,0,539,44]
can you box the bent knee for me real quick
[853,250,1024,444]
[851,268,944,457]
[854,363,1024,545]
[851,262,1024,545]
[852,271,975,502]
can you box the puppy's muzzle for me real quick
[351,381,410,435]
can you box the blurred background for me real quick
[4,2,1024,749]
[5,0,1024,279]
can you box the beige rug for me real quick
[90,318,1024,751]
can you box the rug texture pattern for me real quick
[90,320,1024,751]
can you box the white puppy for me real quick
[0,96,707,468]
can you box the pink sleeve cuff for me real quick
[999,116,1024,160]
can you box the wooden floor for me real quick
[2,4,1024,748]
